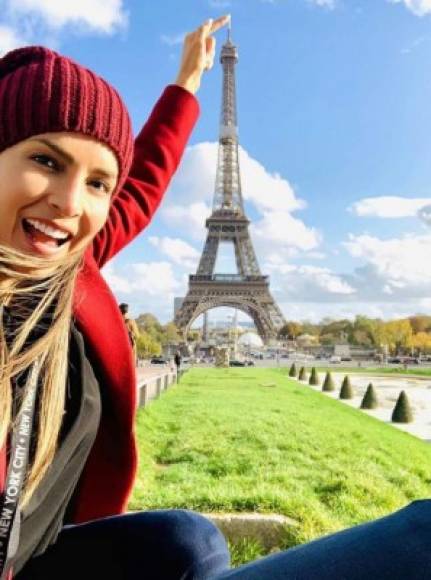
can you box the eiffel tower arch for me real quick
[176,275,283,340]
[175,26,285,343]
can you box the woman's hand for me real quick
[174,15,231,95]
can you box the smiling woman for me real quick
[0,15,233,580]
[0,132,119,264]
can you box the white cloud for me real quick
[6,0,127,35]
[251,211,321,253]
[161,33,185,46]
[128,261,181,296]
[100,260,133,293]
[149,236,200,269]
[102,260,182,296]
[164,142,318,260]
[401,36,426,54]
[161,201,211,242]
[0,24,26,53]
[350,196,431,218]
[101,259,185,320]
[208,0,232,8]
[263,0,336,6]
[280,300,423,324]
[388,0,431,17]
[266,261,356,297]
[240,147,306,214]
[344,233,431,290]
[167,142,306,213]
[418,204,431,225]
[307,0,336,8]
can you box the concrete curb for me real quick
[203,513,298,549]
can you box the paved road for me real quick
[136,364,175,381]
[181,359,431,371]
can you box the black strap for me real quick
[0,347,41,580]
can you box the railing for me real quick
[190,274,268,283]
[136,367,188,408]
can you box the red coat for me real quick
[0,84,200,526]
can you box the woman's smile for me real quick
[20,217,71,257]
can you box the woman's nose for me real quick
[47,177,83,218]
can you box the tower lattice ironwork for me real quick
[174,27,285,342]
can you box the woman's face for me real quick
[0,131,119,264]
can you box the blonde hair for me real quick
[0,241,86,509]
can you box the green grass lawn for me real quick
[130,367,431,564]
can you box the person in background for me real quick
[119,303,140,366]
[174,350,182,378]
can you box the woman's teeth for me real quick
[22,218,70,246]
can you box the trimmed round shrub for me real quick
[298,367,307,381]
[360,383,378,409]
[309,367,320,386]
[289,363,297,377]
[322,371,335,392]
[339,375,354,399]
[391,391,414,423]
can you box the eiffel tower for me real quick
[174,26,285,342]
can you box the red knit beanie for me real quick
[0,45,134,195]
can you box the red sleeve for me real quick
[91,84,200,269]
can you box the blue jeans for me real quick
[215,500,431,579]
[16,501,431,579]
[15,509,230,580]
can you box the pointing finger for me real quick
[210,14,230,34]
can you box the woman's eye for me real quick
[31,154,58,170]
[89,179,110,194]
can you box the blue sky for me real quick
[2,0,431,324]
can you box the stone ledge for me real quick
[203,512,298,550]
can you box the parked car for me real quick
[387,356,420,365]
[150,357,169,365]
[229,360,246,366]
[403,357,420,365]
[229,360,254,367]
[329,355,341,364]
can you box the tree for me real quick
[322,371,335,392]
[289,363,297,377]
[136,313,164,343]
[350,316,381,347]
[382,320,413,354]
[187,329,200,342]
[298,367,307,381]
[299,321,320,337]
[319,319,352,344]
[409,315,431,334]
[319,333,338,346]
[339,375,354,399]
[278,321,302,340]
[360,383,378,409]
[136,331,161,358]
[391,391,413,423]
[411,332,431,354]
[309,367,320,386]
[162,322,180,345]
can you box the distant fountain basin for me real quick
[307,373,431,443]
